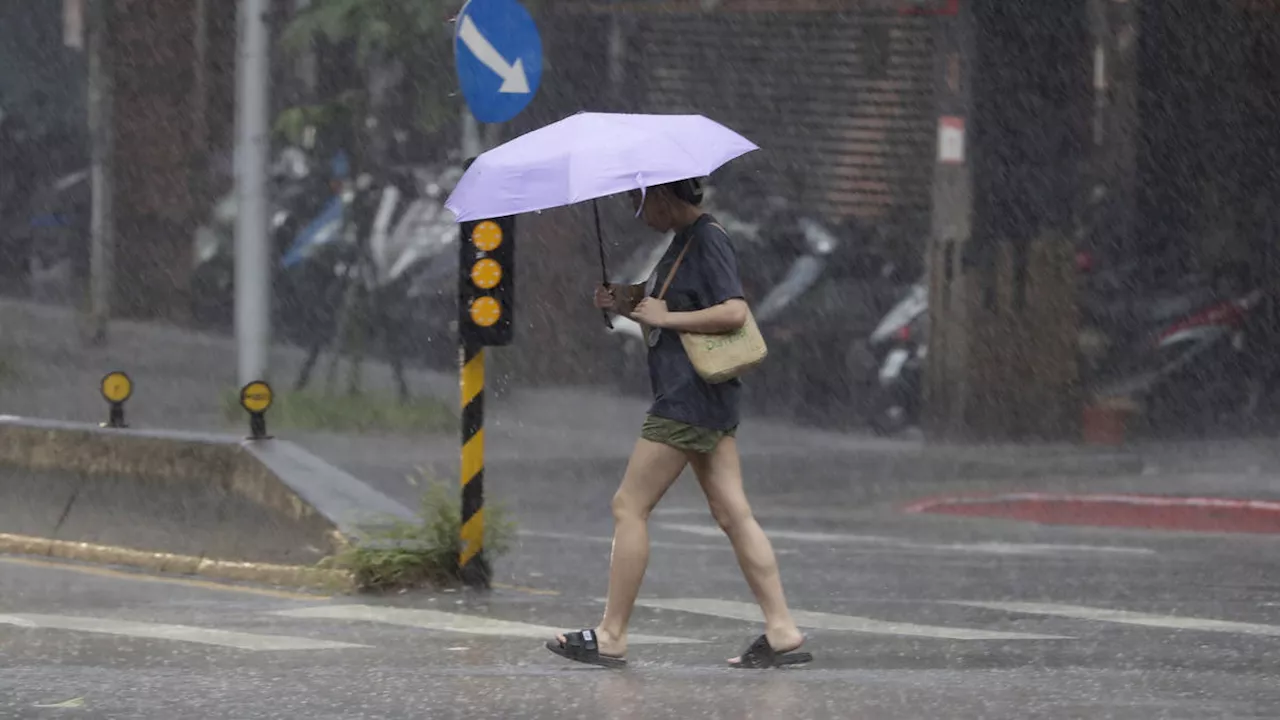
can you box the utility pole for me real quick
[923,0,1086,442]
[234,0,272,386]
[85,0,115,346]
[461,107,483,160]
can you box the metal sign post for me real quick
[452,0,540,590]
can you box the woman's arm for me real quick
[633,297,748,334]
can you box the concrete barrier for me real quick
[0,416,417,591]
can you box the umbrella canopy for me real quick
[444,112,759,222]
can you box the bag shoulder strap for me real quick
[656,219,730,300]
[656,233,697,300]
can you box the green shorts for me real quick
[641,414,738,455]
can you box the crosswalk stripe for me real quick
[0,613,368,651]
[631,598,1070,641]
[656,523,1154,556]
[516,528,801,554]
[950,601,1280,637]
[272,605,703,645]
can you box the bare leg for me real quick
[554,437,688,658]
[689,436,804,663]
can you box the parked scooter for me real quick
[350,161,466,371]
[862,280,928,435]
[11,168,92,303]
[0,101,88,299]
[189,146,464,365]
[189,146,346,344]
[861,255,1271,436]
[1094,282,1274,435]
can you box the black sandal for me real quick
[728,634,813,669]
[545,629,628,669]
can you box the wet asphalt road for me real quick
[6,282,1280,717]
[4,456,1280,720]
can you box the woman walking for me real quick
[546,178,811,670]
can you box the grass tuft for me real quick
[333,474,517,593]
[0,351,17,386]
[221,388,455,435]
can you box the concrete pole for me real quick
[86,0,115,346]
[234,0,272,385]
[461,107,483,160]
[922,0,975,438]
[607,14,626,110]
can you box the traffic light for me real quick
[459,215,516,346]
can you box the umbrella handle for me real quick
[594,200,614,330]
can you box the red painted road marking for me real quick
[905,493,1280,535]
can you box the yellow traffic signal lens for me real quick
[471,258,503,290]
[469,296,502,327]
[472,221,503,252]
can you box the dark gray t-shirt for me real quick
[645,214,745,431]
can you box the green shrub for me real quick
[335,475,516,592]
[222,388,455,435]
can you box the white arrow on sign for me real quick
[458,14,531,94]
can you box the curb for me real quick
[0,416,419,590]
[0,533,355,592]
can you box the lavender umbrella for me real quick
[444,111,759,327]
[444,111,759,222]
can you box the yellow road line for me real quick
[0,555,331,602]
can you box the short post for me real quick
[459,340,489,587]
[99,371,132,428]
[457,213,515,590]
[239,380,274,440]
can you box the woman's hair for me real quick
[660,177,704,206]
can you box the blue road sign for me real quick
[454,0,543,124]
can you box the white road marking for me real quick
[0,613,368,651]
[657,523,1154,557]
[950,601,1280,637]
[33,698,85,709]
[518,529,797,554]
[906,492,1280,514]
[933,541,1152,556]
[653,505,885,522]
[632,598,1069,641]
[273,605,703,645]
[651,507,712,516]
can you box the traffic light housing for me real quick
[459,215,516,346]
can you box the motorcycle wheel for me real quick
[867,385,912,436]
[844,338,881,421]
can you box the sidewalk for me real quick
[0,298,1198,495]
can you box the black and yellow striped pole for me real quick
[459,340,488,586]
[457,213,515,588]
